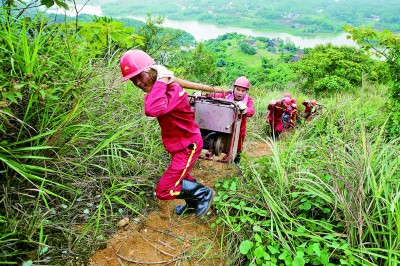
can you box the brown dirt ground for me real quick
[89,140,271,266]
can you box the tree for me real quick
[239,41,256,55]
[171,43,224,86]
[137,14,184,63]
[74,18,143,64]
[2,0,69,21]
[291,43,373,95]
[345,26,400,136]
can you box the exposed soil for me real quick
[90,140,271,266]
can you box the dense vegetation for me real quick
[88,0,400,34]
[1,0,400,265]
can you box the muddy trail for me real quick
[90,140,271,266]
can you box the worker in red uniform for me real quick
[302,99,321,121]
[207,76,254,165]
[282,96,297,131]
[267,99,286,140]
[283,92,298,107]
[120,49,214,217]
[283,93,298,128]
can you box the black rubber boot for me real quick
[271,131,280,141]
[178,179,214,217]
[234,151,241,165]
[174,199,197,215]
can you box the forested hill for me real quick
[84,0,400,34]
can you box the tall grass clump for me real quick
[0,9,165,264]
[214,85,400,265]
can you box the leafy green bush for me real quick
[291,44,375,96]
[314,75,353,94]
[240,42,257,55]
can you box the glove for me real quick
[236,101,247,114]
[193,91,202,98]
[149,65,174,84]
[291,103,297,108]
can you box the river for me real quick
[129,16,357,48]
[45,4,357,48]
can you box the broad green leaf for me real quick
[278,250,288,260]
[254,234,262,243]
[267,245,279,254]
[22,260,33,266]
[292,257,305,266]
[254,246,265,258]
[313,243,321,256]
[239,240,253,255]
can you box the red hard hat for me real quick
[234,76,250,90]
[284,96,291,105]
[120,50,156,82]
[284,92,291,98]
[310,100,317,106]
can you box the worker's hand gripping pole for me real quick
[175,78,231,93]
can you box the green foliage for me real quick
[240,41,257,55]
[136,14,194,62]
[291,44,374,95]
[40,0,69,9]
[3,0,70,9]
[213,175,362,265]
[239,234,359,266]
[314,75,352,94]
[74,19,142,62]
[171,43,225,85]
[214,90,400,265]
[98,0,400,34]
[344,26,400,137]
[0,6,165,264]
[202,33,297,88]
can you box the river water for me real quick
[130,16,357,48]
[46,4,357,48]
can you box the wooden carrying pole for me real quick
[175,78,231,93]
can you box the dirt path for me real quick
[90,140,271,266]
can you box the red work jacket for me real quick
[302,100,313,114]
[145,81,201,153]
[267,101,286,124]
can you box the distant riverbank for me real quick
[45,4,357,48]
[129,16,357,49]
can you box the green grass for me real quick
[214,85,400,265]
[0,10,164,264]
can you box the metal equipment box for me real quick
[189,96,242,164]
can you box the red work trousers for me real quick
[237,133,245,153]
[269,119,283,133]
[155,136,203,200]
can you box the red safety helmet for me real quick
[284,92,291,98]
[284,96,291,105]
[310,100,317,106]
[120,50,156,82]
[234,76,250,90]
